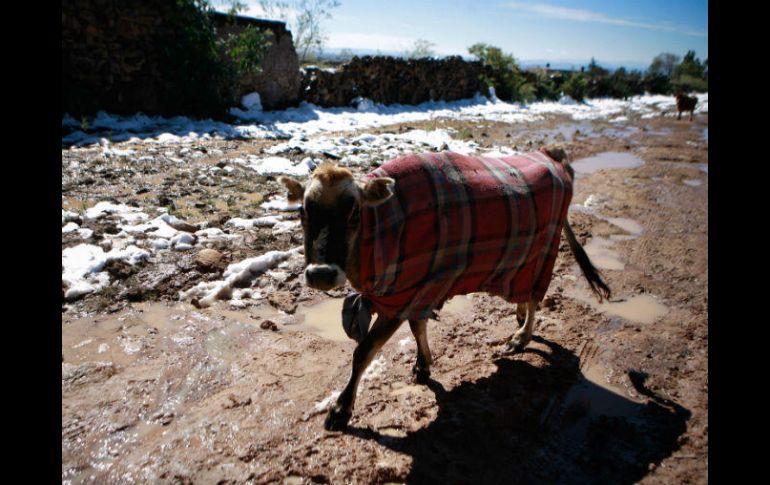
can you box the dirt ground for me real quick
[62,111,708,484]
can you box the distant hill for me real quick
[318,48,648,72]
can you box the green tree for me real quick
[562,73,588,102]
[672,50,707,92]
[467,43,534,102]
[648,53,680,77]
[587,57,608,78]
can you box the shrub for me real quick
[468,43,531,103]
[562,73,588,102]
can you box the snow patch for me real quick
[179,247,302,307]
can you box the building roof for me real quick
[208,10,286,29]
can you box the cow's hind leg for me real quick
[409,319,432,384]
[507,299,537,353]
[325,316,402,431]
[516,303,527,325]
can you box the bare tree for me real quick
[258,0,340,63]
[406,39,436,59]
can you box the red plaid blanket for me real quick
[358,149,572,321]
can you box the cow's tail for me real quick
[543,145,612,303]
[563,219,612,302]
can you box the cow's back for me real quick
[359,150,573,321]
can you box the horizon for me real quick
[215,0,708,71]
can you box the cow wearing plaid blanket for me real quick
[279,147,610,430]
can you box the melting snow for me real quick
[179,247,302,307]
[63,93,708,147]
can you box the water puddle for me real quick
[62,302,188,366]
[703,128,708,142]
[696,163,708,174]
[537,122,594,142]
[683,179,702,187]
[566,287,669,324]
[572,152,645,175]
[295,298,348,341]
[584,237,625,271]
[562,361,643,424]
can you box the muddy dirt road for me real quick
[62,109,708,484]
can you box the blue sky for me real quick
[225,1,708,69]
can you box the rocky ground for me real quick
[62,108,708,484]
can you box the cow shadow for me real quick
[346,337,690,484]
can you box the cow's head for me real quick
[278,164,394,291]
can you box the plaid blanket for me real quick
[357,149,572,322]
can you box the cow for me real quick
[278,147,611,431]
[675,92,698,121]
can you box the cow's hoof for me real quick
[324,407,351,431]
[412,366,431,384]
[505,338,527,354]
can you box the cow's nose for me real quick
[305,264,340,290]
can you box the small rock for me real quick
[103,259,137,280]
[169,220,199,233]
[195,249,224,271]
[260,320,278,331]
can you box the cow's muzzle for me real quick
[305,264,347,290]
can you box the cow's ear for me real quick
[361,177,395,207]
[278,176,305,203]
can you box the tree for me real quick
[671,50,707,92]
[674,50,705,79]
[562,73,587,102]
[337,48,354,61]
[648,53,680,77]
[406,39,436,59]
[255,1,340,63]
[468,43,534,102]
[587,57,608,78]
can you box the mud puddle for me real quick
[294,298,348,341]
[564,360,644,422]
[572,152,645,175]
[566,286,669,324]
[62,302,190,366]
[584,237,626,271]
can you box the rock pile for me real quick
[301,56,487,107]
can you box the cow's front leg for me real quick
[325,316,403,431]
[408,319,432,384]
[507,299,537,353]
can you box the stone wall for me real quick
[62,1,301,116]
[210,13,301,110]
[300,56,487,107]
[62,0,177,116]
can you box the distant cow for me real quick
[279,147,611,430]
[676,93,698,121]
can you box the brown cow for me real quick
[675,92,698,121]
[279,147,610,430]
